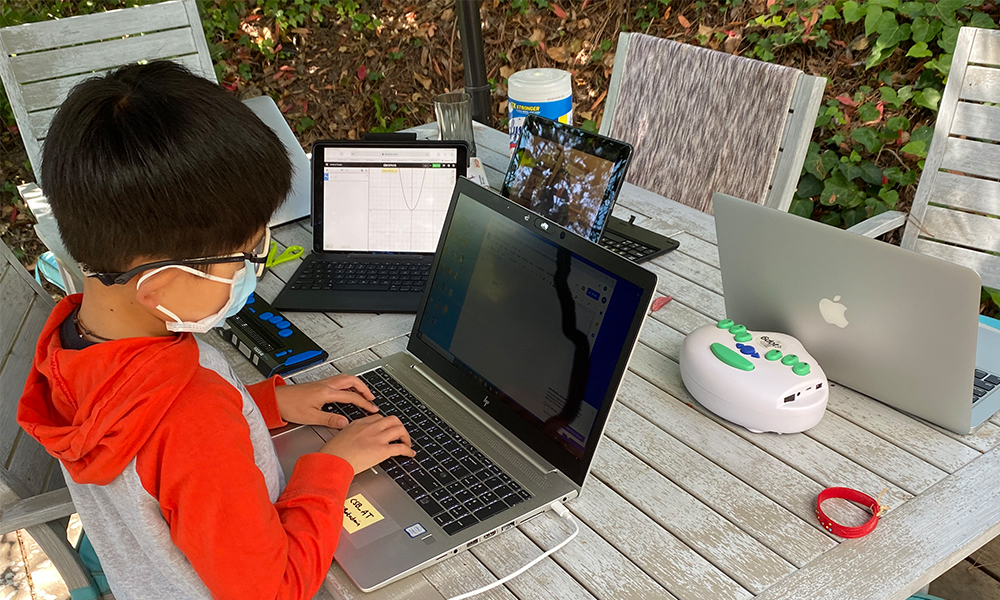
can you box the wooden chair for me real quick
[0,242,100,599]
[846,27,1000,291]
[600,32,826,214]
[0,0,311,292]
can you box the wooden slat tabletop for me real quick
[206,122,1000,600]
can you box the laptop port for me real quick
[784,394,795,403]
[481,529,498,541]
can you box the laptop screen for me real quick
[319,146,460,252]
[414,187,648,470]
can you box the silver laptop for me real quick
[713,192,1000,434]
[274,178,656,591]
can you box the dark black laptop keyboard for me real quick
[973,369,999,404]
[599,231,657,261]
[288,260,430,292]
[324,367,532,536]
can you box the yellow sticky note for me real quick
[343,494,384,534]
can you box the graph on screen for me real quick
[321,147,458,252]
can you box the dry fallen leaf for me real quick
[569,38,582,54]
[413,72,433,89]
[678,14,691,28]
[530,28,545,43]
[441,8,454,20]
[698,24,713,37]
[546,45,570,63]
[500,65,516,79]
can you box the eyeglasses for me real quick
[84,229,271,286]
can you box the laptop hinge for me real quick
[411,363,557,476]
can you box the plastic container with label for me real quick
[507,68,573,151]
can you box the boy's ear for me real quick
[133,268,181,309]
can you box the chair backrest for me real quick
[0,0,215,181]
[0,242,60,504]
[900,27,1000,290]
[600,32,826,214]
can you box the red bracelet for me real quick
[816,487,889,538]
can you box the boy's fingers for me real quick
[380,423,411,447]
[384,444,416,459]
[325,412,348,429]
[325,390,378,412]
[339,375,374,400]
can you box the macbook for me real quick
[713,192,1000,434]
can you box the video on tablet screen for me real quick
[505,132,615,240]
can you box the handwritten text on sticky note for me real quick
[343,494,384,534]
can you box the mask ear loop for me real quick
[136,265,238,327]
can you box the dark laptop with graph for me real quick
[272,140,468,313]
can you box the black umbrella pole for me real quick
[457,0,493,127]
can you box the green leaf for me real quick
[820,211,843,227]
[925,0,963,25]
[843,206,868,228]
[911,124,935,144]
[843,0,863,22]
[852,126,882,152]
[878,187,900,208]
[857,103,881,122]
[876,12,911,47]
[879,86,900,107]
[925,52,953,75]
[859,160,884,185]
[985,287,1000,308]
[901,139,929,156]
[865,4,883,36]
[884,166,918,185]
[898,1,926,16]
[581,119,598,132]
[866,41,896,69]
[910,16,942,42]
[907,41,933,57]
[897,85,915,102]
[968,12,996,29]
[822,171,862,206]
[797,173,824,197]
[789,198,815,218]
[938,25,961,53]
[914,87,941,110]
[886,114,911,130]
[804,142,824,178]
[821,150,841,173]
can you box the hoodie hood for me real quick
[18,295,201,485]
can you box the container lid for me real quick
[508,68,572,103]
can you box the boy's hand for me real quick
[320,415,415,474]
[274,375,378,429]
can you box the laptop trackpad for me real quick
[337,479,401,550]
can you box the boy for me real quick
[16,62,414,600]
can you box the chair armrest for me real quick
[846,210,907,238]
[0,488,75,536]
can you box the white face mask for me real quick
[136,262,257,334]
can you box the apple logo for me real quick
[819,295,849,328]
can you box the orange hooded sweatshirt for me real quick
[17,295,353,599]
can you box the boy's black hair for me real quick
[41,61,291,273]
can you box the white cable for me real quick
[446,501,580,600]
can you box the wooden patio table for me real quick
[205,122,1000,600]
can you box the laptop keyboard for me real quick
[599,231,658,262]
[288,260,430,292]
[323,367,532,536]
[973,369,1000,404]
